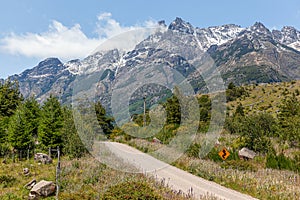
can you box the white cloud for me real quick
[0,12,161,61]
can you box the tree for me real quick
[240,114,276,153]
[38,95,63,149]
[278,94,300,147]
[61,107,88,158]
[225,113,277,153]
[234,103,245,117]
[198,95,211,122]
[23,97,41,140]
[164,95,181,125]
[226,82,248,102]
[95,101,114,135]
[0,79,23,117]
[8,105,33,153]
[279,93,300,118]
[0,79,23,156]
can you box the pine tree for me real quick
[164,95,181,125]
[38,95,63,149]
[0,79,23,117]
[61,107,87,158]
[23,97,41,140]
[0,79,24,155]
[95,101,114,135]
[8,105,33,152]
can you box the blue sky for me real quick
[0,0,300,78]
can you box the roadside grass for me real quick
[127,137,300,200]
[0,155,220,199]
[0,157,56,199]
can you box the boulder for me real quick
[23,168,30,176]
[24,179,36,190]
[238,147,256,160]
[34,153,52,164]
[29,180,55,199]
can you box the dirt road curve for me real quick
[95,142,258,200]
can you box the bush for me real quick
[206,148,223,162]
[0,175,16,188]
[266,153,299,172]
[102,180,162,199]
[186,143,201,158]
[220,160,258,171]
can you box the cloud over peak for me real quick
[0,12,158,61]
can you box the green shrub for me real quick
[266,153,299,172]
[186,143,201,158]
[220,160,258,171]
[102,180,163,199]
[0,193,21,200]
[0,175,16,188]
[206,148,223,162]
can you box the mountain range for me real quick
[4,18,300,108]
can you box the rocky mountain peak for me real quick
[250,22,272,36]
[273,26,300,45]
[168,17,194,34]
[38,58,62,68]
[6,19,300,105]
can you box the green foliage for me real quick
[278,94,300,147]
[0,116,10,155]
[223,65,289,85]
[0,80,24,153]
[198,95,211,122]
[266,153,300,172]
[234,103,245,116]
[38,95,63,149]
[95,101,114,135]
[102,180,163,199]
[205,148,223,162]
[279,93,300,118]
[61,107,88,158]
[226,82,248,102]
[0,79,23,117]
[8,105,34,152]
[23,97,40,139]
[186,143,201,158]
[155,124,179,144]
[0,175,16,188]
[225,113,277,153]
[220,160,258,171]
[163,95,181,125]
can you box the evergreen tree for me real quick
[8,105,33,152]
[164,95,180,124]
[0,79,23,155]
[23,97,41,140]
[38,95,63,149]
[62,107,87,158]
[95,101,114,135]
[0,79,23,117]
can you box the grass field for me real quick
[0,156,220,199]
[227,81,300,116]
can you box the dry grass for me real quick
[127,138,300,200]
[175,156,300,200]
[0,155,220,200]
[227,81,300,116]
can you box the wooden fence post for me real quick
[56,146,60,200]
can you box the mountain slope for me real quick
[7,18,300,107]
